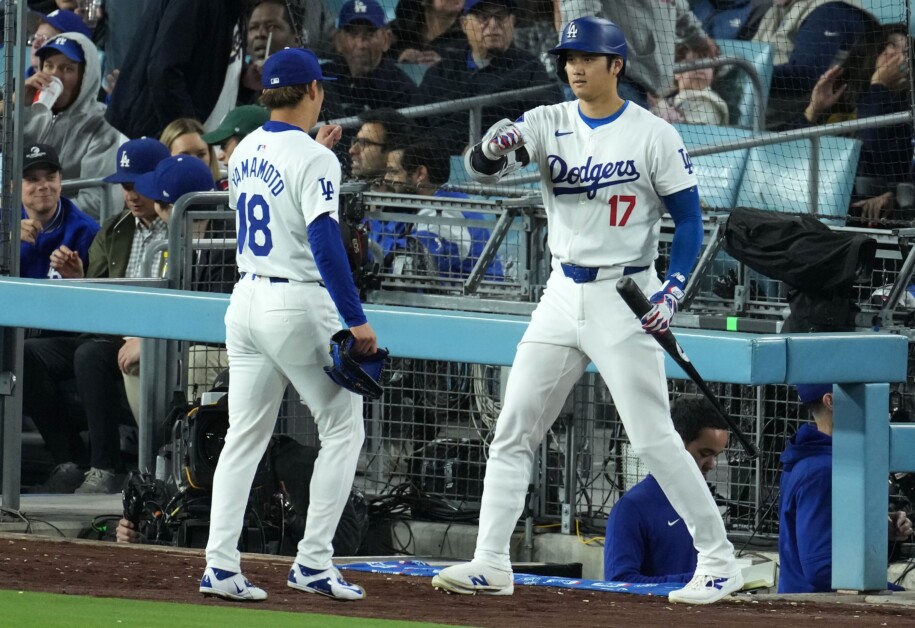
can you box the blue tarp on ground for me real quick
[338,560,681,596]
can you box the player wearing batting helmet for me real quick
[435,15,744,605]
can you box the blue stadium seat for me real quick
[736,136,862,220]
[675,124,754,210]
[859,0,906,24]
[713,40,774,129]
[322,0,398,22]
[397,63,429,86]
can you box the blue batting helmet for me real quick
[549,17,627,81]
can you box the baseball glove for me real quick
[324,329,390,400]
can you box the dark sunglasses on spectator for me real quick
[352,137,385,150]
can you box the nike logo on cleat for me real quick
[555,131,573,137]
[235,583,244,594]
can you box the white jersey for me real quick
[517,100,697,267]
[228,123,341,283]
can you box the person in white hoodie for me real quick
[22,32,120,222]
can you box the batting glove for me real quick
[641,274,686,334]
[482,118,525,160]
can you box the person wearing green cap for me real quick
[201,105,270,177]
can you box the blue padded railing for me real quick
[0,276,907,591]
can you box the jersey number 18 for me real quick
[237,192,273,256]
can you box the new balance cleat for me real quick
[287,563,365,601]
[199,566,267,601]
[668,571,744,605]
[431,561,514,596]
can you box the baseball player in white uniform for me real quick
[432,17,743,605]
[200,47,376,602]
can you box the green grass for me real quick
[0,590,466,628]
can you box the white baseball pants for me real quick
[205,276,364,572]
[473,266,739,578]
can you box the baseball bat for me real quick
[616,277,759,460]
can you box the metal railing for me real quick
[60,176,117,224]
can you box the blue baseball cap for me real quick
[32,9,93,40]
[104,138,171,184]
[261,47,336,88]
[37,34,85,63]
[338,0,387,28]
[796,384,833,405]
[134,156,215,205]
[464,0,516,14]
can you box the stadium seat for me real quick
[859,0,906,24]
[712,40,774,130]
[675,124,754,210]
[397,63,429,86]
[322,0,397,22]
[736,136,862,220]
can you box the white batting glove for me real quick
[482,118,525,160]
[641,274,686,334]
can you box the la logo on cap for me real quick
[567,23,578,38]
[354,0,367,12]
[120,152,131,168]
[53,36,68,45]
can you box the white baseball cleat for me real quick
[199,566,267,601]
[431,561,514,596]
[287,563,366,601]
[668,571,744,605]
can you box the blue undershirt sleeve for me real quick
[307,213,367,328]
[661,186,703,282]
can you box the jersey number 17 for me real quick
[608,195,636,227]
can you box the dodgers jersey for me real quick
[517,101,697,267]
[228,121,341,283]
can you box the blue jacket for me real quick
[367,189,503,279]
[603,474,697,583]
[778,423,833,593]
[689,0,769,40]
[20,197,99,279]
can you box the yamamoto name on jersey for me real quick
[230,155,286,197]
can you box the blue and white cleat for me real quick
[668,571,744,604]
[287,563,366,601]
[199,566,267,601]
[431,561,514,596]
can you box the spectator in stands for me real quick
[688,0,770,41]
[388,0,468,65]
[792,24,913,226]
[556,0,717,109]
[237,0,302,107]
[347,108,412,184]
[414,0,562,154]
[603,397,730,584]
[28,8,92,75]
[376,141,503,278]
[25,138,170,495]
[653,39,729,126]
[160,118,222,184]
[753,0,876,130]
[23,33,120,221]
[201,105,270,185]
[778,384,913,593]
[20,143,98,280]
[136,154,216,225]
[321,0,418,121]
[105,0,246,139]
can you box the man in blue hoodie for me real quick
[19,142,98,280]
[603,397,730,583]
[778,383,913,593]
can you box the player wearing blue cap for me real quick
[432,16,743,605]
[200,47,377,603]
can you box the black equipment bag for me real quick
[721,208,877,332]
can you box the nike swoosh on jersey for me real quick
[555,131,573,137]
[667,519,680,526]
